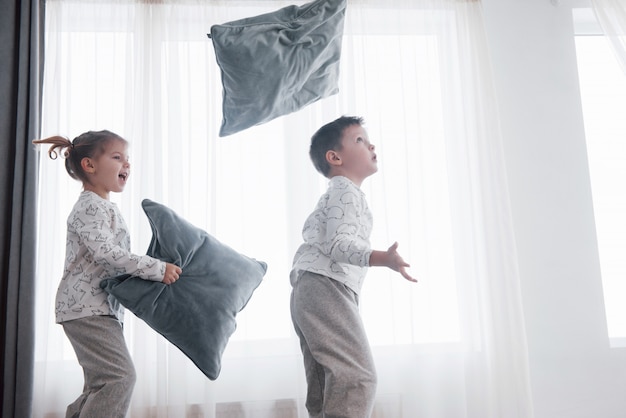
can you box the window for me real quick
[574,9,626,345]
[34,3,530,416]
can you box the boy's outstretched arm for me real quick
[369,242,417,282]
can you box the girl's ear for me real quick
[325,150,342,167]
[81,157,95,173]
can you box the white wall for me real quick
[481,0,626,416]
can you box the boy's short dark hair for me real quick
[309,116,364,177]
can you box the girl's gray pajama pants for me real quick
[291,271,377,418]
[62,315,136,418]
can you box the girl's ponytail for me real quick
[33,130,126,184]
[33,135,73,160]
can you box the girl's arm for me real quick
[71,202,167,281]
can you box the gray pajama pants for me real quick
[62,315,136,418]
[291,271,377,418]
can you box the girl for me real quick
[33,130,182,418]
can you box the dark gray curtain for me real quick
[0,0,44,417]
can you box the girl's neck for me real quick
[83,184,110,200]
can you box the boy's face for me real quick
[331,124,378,185]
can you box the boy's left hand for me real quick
[385,242,417,282]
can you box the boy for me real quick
[290,116,416,417]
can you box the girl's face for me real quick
[331,124,378,186]
[82,139,130,200]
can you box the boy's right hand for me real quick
[162,263,182,285]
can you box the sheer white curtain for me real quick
[34,0,533,417]
[591,0,626,73]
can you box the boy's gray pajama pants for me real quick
[291,271,377,418]
[62,315,136,418]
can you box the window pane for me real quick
[36,4,464,364]
[575,35,626,342]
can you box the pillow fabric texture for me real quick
[209,0,347,137]
[100,199,267,380]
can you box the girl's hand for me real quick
[162,263,182,285]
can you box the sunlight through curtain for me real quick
[34,1,533,416]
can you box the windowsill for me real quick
[609,337,626,349]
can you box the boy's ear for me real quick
[325,150,342,167]
[81,157,96,173]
